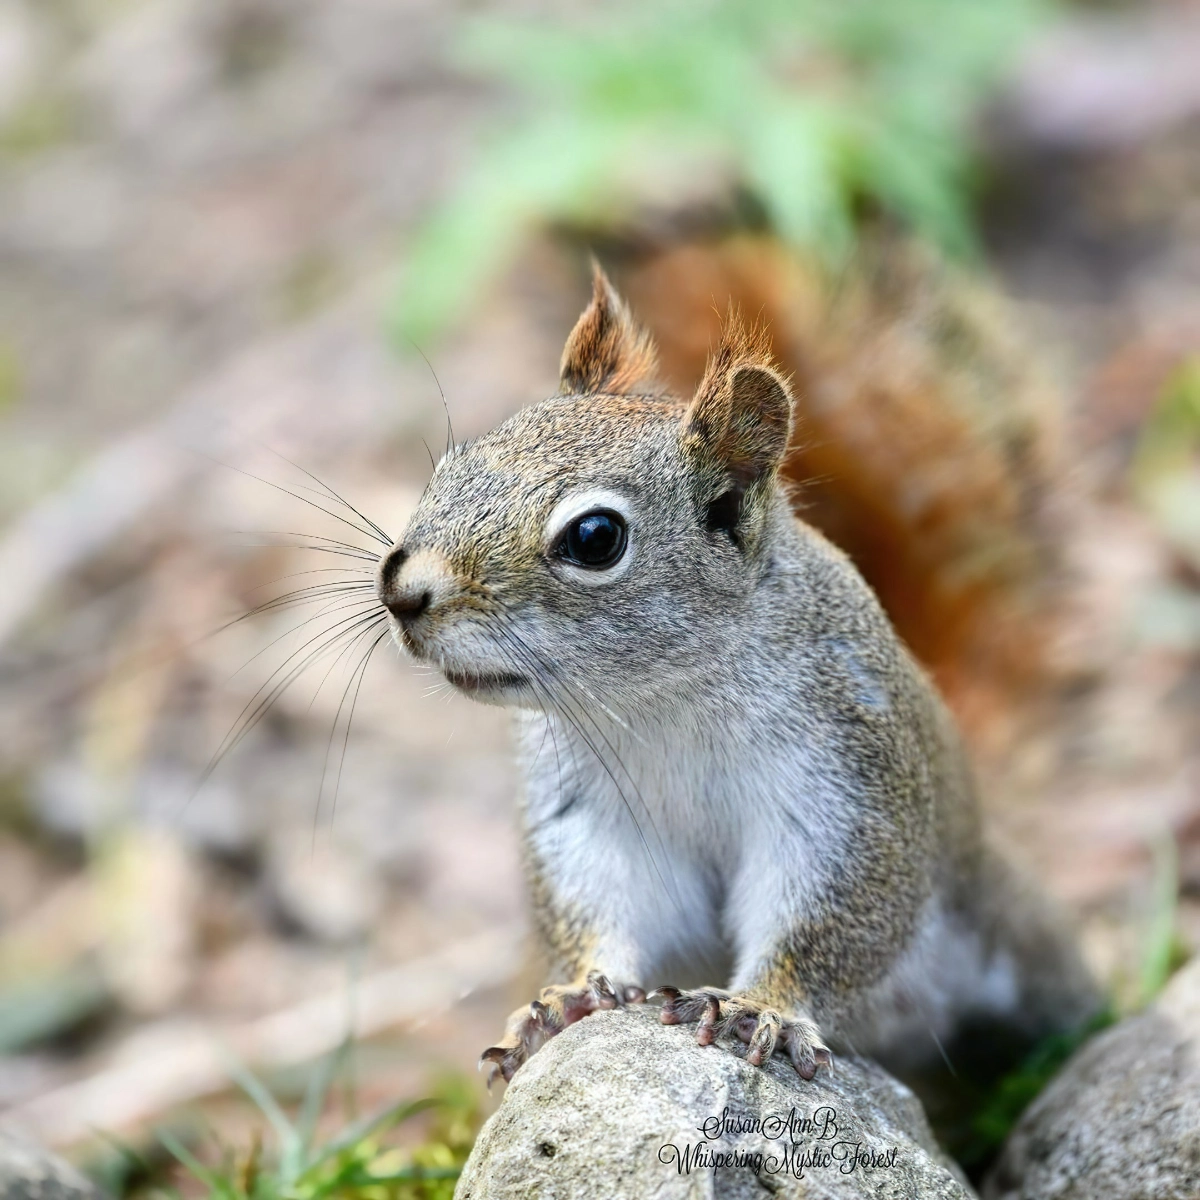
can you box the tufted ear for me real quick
[559,262,658,396]
[681,313,793,489]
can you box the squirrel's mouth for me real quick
[442,668,529,696]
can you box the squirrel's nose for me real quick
[387,588,430,623]
[378,544,433,624]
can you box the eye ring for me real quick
[555,509,628,570]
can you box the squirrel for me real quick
[376,263,1099,1099]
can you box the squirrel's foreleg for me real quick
[480,852,651,1085]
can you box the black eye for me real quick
[558,510,627,569]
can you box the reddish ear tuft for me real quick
[560,263,658,396]
[682,310,793,484]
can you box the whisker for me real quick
[258,444,394,547]
[216,609,387,777]
[312,619,389,840]
[498,625,636,791]
[211,583,377,643]
[249,567,373,594]
[172,580,377,673]
[196,607,388,793]
[327,627,389,826]
[234,542,380,566]
[231,595,382,684]
[491,619,679,905]
[197,442,394,818]
[235,530,383,563]
[244,580,375,613]
[203,454,390,547]
[401,334,455,456]
[304,607,383,715]
[213,608,382,759]
[513,655,571,830]
[496,630,649,841]
[566,675,641,740]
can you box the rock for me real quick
[456,1004,975,1199]
[984,957,1200,1200]
[0,1128,102,1200]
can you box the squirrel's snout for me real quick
[378,544,441,626]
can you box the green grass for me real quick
[93,1049,481,1200]
[392,0,1051,343]
[954,1005,1116,1172]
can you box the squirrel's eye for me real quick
[558,510,627,569]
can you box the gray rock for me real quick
[456,1004,975,1199]
[0,1129,102,1200]
[985,957,1200,1200]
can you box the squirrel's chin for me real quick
[442,668,537,709]
[394,623,540,708]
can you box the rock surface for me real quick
[456,1004,974,1199]
[985,957,1200,1200]
[0,1129,102,1200]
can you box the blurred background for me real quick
[0,0,1198,1190]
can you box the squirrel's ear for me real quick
[681,315,792,488]
[560,262,658,396]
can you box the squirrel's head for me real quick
[378,265,794,712]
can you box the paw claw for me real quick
[650,984,683,1023]
[587,971,620,1009]
[696,994,721,1046]
[479,1055,505,1091]
[478,1044,522,1086]
[785,1022,833,1079]
[746,1010,782,1066]
[481,975,646,1085]
[650,985,828,1075]
[652,984,729,1027]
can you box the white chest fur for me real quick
[513,705,851,984]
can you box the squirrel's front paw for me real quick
[650,985,832,1079]
[480,972,645,1086]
